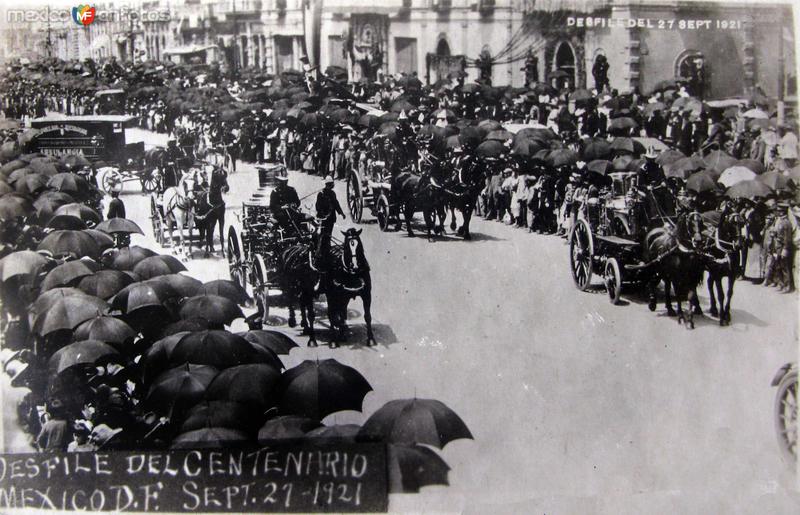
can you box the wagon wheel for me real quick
[149,196,163,246]
[140,169,159,193]
[226,226,245,290]
[604,257,622,305]
[251,254,270,326]
[774,369,798,465]
[376,194,391,232]
[346,170,364,223]
[569,218,594,291]
[102,169,122,194]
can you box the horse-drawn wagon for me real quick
[569,174,676,304]
[225,164,315,325]
[346,159,394,230]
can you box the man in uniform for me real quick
[315,176,346,266]
[766,201,794,292]
[269,175,302,234]
[161,139,184,192]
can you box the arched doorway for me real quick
[436,38,450,57]
[553,41,575,89]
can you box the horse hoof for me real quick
[330,342,339,349]
[709,308,718,318]
[693,308,703,316]
[463,233,471,241]
[450,223,457,231]
[366,338,376,347]
[288,317,297,328]
[648,299,656,312]
[307,340,318,348]
[667,310,676,317]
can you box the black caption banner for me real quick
[0,444,388,512]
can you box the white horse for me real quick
[162,172,199,256]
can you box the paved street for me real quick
[3,125,799,513]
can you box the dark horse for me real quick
[390,171,446,240]
[444,155,487,240]
[194,167,229,256]
[645,218,705,329]
[701,208,745,326]
[279,228,376,347]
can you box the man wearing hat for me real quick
[270,174,302,233]
[766,200,794,292]
[315,176,345,265]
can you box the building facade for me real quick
[1,1,795,102]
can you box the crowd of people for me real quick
[2,56,800,290]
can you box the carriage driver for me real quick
[161,139,184,193]
[315,176,346,268]
[269,174,304,234]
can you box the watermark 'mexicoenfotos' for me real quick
[6,5,171,25]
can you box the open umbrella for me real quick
[198,279,251,305]
[148,274,202,298]
[547,149,579,167]
[258,415,323,443]
[77,269,136,300]
[787,165,800,183]
[111,281,179,314]
[703,150,737,174]
[0,194,33,221]
[104,246,157,270]
[664,156,704,179]
[609,137,645,156]
[718,166,756,188]
[686,171,720,194]
[14,173,49,195]
[34,191,75,222]
[46,214,87,230]
[306,424,361,442]
[34,294,108,336]
[40,258,99,291]
[48,340,119,375]
[358,398,472,449]
[726,179,774,199]
[735,159,766,175]
[655,149,685,166]
[388,444,450,494]
[171,427,251,449]
[587,160,614,176]
[169,330,266,369]
[146,363,219,417]
[0,250,49,283]
[278,359,373,420]
[608,117,638,133]
[0,181,13,195]
[743,108,769,119]
[485,129,513,142]
[37,230,101,259]
[580,138,611,161]
[237,330,298,355]
[179,295,244,326]
[568,89,593,103]
[180,401,257,434]
[47,173,91,194]
[95,218,143,235]
[74,316,137,347]
[474,140,505,158]
[758,171,794,191]
[205,363,282,412]
[133,255,187,279]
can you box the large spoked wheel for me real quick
[226,226,245,289]
[346,170,364,223]
[102,169,122,194]
[376,194,391,232]
[604,257,622,305]
[140,169,159,193]
[251,254,270,326]
[569,218,594,291]
[774,369,798,465]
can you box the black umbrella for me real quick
[475,140,506,158]
[258,415,322,443]
[358,398,472,449]
[145,363,219,417]
[171,427,251,450]
[74,316,137,347]
[580,138,612,161]
[179,294,244,326]
[77,269,136,300]
[0,250,49,283]
[0,194,34,221]
[37,230,101,259]
[40,258,99,291]
[388,444,450,494]
[279,359,373,420]
[180,400,257,434]
[46,214,87,230]
[169,330,266,369]
[198,279,251,305]
[237,330,298,355]
[95,218,144,235]
[132,255,187,279]
[148,274,202,298]
[205,364,282,412]
[104,246,157,271]
[547,149,579,167]
[48,339,119,375]
[33,294,108,336]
